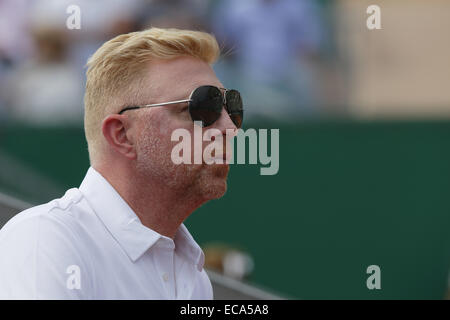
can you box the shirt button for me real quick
[162,273,169,282]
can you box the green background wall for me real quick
[1,120,450,299]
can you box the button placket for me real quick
[154,241,176,299]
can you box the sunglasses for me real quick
[118,85,243,128]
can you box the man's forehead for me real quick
[143,57,223,98]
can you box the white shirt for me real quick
[0,167,213,300]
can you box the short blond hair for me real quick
[84,27,220,164]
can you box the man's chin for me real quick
[202,165,229,199]
[203,180,228,200]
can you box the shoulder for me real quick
[0,188,93,299]
[0,188,85,239]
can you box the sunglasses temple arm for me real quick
[143,99,192,108]
[118,99,193,114]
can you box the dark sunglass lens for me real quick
[189,86,223,127]
[225,90,243,128]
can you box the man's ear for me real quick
[102,114,137,160]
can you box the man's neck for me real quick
[95,164,203,239]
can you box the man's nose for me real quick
[213,108,238,137]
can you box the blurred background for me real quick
[1,0,450,299]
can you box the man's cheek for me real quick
[159,123,171,136]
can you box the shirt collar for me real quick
[79,167,205,271]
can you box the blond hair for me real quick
[84,27,220,164]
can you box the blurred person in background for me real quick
[0,0,33,64]
[29,0,142,71]
[211,0,324,120]
[136,0,209,30]
[1,0,143,125]
[0,0,34,120]
[3,26,83,124]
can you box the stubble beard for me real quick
[135,133,230,204]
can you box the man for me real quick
[0,27,242,299]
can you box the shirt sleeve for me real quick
[0,210,92,299]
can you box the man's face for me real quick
[131,56,237,201]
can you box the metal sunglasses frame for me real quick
[118,86,234,115]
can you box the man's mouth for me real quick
[206,151,232,164]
